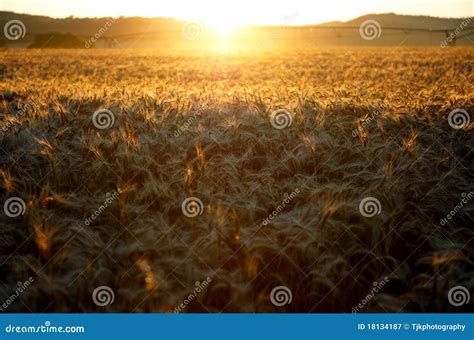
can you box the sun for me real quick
[212,22,239,38]
[207,19,242,38]
[197,11,244,38]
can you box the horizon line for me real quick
[0,10,471,25]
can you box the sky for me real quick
[1,0,472,26]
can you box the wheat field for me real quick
[0,47,472,313]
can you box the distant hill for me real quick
[0,11,472,48]
[343,13,472,30]
[0,11,181,37]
